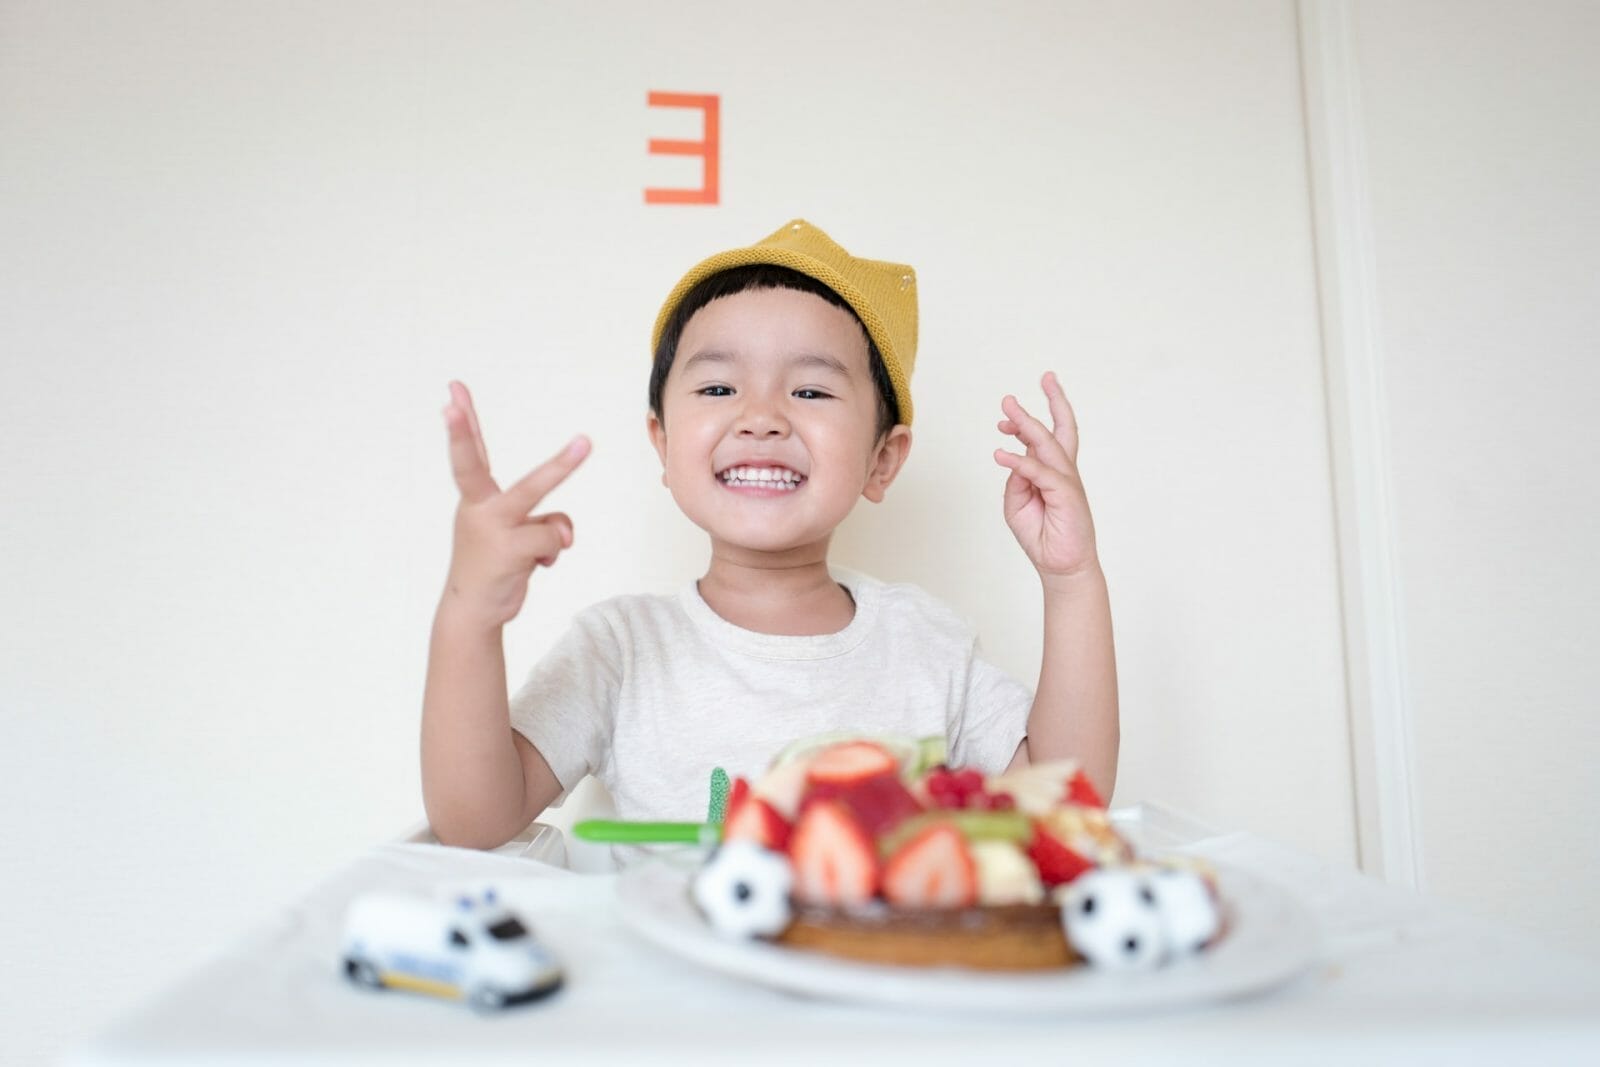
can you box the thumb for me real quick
[1002,468,1034,520]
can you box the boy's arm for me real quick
[1007,567,1119,795]
[420,381,588,848]
[994,373,1120,796]
[420,604,564,848]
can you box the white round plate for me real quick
[615,851,1320,1016]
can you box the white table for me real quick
[70,807,1600,1065]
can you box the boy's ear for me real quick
[862,425,913,503]
[646,411,669,487]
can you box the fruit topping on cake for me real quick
[690,736,1222,972]
[968,839,1046,906]
[882,823,978,908]
[1026,819,1097,888]
[722,790,792,852]
[801,765,923,839]
[789,800,879,907]
[804,739,900,785]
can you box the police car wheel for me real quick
[344,957,383,989]
[469,985,507,1012]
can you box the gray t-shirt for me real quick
[509,569,1033,824]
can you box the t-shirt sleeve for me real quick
[508,606,622,795]
[949,643,1033,773]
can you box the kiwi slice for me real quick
[913,735,947,776]
[878,810,1031,857]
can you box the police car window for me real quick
[449,929,469,947]
[487,918,528,941]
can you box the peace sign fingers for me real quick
[1041,371,1080,465]
[998,393,1072,475]
[501,435,592,519]
[436,380,592,628]
[993,370,1099,583]
[444,381,499,503]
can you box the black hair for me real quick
[649,264,901,438]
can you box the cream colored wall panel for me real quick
[1352,0,1600,951]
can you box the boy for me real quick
[421,220,1118,850]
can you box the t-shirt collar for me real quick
[676,566,879,660]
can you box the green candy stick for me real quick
[572,820,722,846]
[574,766,735,847]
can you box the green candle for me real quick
[707,766,732,824]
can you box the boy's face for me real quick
[647,286,911,559]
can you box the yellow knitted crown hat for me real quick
[650,219,918,425]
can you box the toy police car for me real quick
[340,890,562,1011]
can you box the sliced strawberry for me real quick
[725,776,751,822]
[804,741,898,787]
[789,800,879,907]
[751,758,810,820]
[803,770,924,838]
[1065,769,1105,809]
[846,772,925,836]
[1027,819,1095,887]
[882,823,978,908]
[722,794,792,851]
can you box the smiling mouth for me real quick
[718,465,806,491]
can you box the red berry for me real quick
[925,771,962,809]
[953,768,985,796]
[806,771,924,838]
[1065,770,1105,809]
[790,800,879,907]
[726,776,751,819]
[805,742,899,787]
[723,794,792,851]
[882,823,978,909]
[1027,820,1095,887]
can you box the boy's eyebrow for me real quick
[789,352,852,376]
[680,349,734,372]
[681,349,854,376]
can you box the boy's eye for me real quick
[793,389,833,400]
[696,385,733,397]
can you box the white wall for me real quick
[1351,0,1600,947]
[21,0,1572,1060]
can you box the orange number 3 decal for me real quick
[645,92,720,205]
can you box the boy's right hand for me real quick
[440,381,590,630]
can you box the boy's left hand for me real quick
[994,372,1100,589]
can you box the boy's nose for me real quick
[739,421,786,437]
[735,399,789,437]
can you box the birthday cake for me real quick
[690,737,1222,971]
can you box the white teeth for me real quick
[720,465,803,489]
